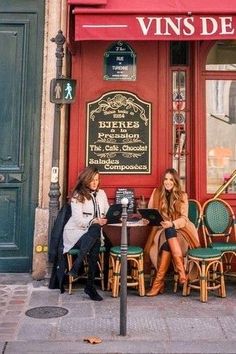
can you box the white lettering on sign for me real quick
[200,17,234,35]
[162,17,195,36]
[219,17,234,35]
[136,16,195,36]
[136,16,235,37]
[182,17,195,36]
[136,17,154,35]
[98,121,140,129]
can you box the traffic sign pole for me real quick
[48,30,65,247]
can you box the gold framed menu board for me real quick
[86,91,152,174]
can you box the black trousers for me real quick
[71,223,102,286]
[161,227,177,252]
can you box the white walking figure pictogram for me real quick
[65,82,73,99]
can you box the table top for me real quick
[108,220,146,227]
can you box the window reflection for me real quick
[206,80,236,193]
[206,41,236,71]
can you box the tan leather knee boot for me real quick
[167,237,187,284]
[172,255,187,284]
[146,251,172,296]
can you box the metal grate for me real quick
[25,306,68,319]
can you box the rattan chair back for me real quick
[202,198,235,247]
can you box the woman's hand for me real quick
[93,217,107,226]
[160,220,174,229]
[142,218,150,226]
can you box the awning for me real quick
[68,0,236,41]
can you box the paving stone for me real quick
[28,290,60,307]
[165,340,236,354]
[166,317,224,341]
[0,322,18,327]
[0,328,16,333]
[218,316,236,339]
[5,310,22,316]
[62,303,95,318]
[17,317,60,340]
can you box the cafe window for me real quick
[206,79,236,193]
[170,42,189,66]
[205,40,236,194]
[206,40,236,71]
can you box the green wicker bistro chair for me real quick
[183,247,226,302]
[201,198,236,277]
[107,245,145,297]
[173,199,202,292]
[66,246,106,295]
[188,199,202,231]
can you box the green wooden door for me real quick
[0,1,44,272]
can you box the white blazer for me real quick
[63,189,109,253]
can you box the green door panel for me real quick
[0,1,45,272]
[0,27,24,168]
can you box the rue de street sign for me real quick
[50,78,76,104]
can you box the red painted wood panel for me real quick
[68,41,170,201]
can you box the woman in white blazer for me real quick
[63,166,109,301]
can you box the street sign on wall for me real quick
[50,78,76,104]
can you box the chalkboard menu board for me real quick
[116,188,135,214]
[86,91,151,174]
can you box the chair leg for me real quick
[182,261,189,296]
[182,257,193,296]
[182,279,188,296]
[98,252,105,291]
[112,257,120,298]
[138,255,145,296]
[107,255,113,291]
[200,260,207,303]
[219,260,226,298]
[131,259,138,287]
[67,254,73,295]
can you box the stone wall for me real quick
[32,0,68,279]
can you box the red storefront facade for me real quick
[66,0,236,215]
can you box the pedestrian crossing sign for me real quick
[50,78,76,104]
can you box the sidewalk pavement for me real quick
[0,273,236,354]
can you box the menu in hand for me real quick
[138,208,163,226]
[106,204,122,224]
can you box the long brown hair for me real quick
[159,168,184,218]
[71,166,100,203]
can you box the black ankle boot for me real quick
[67,253,84,278]
[67,268,78,278]
[84,285,103,301]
